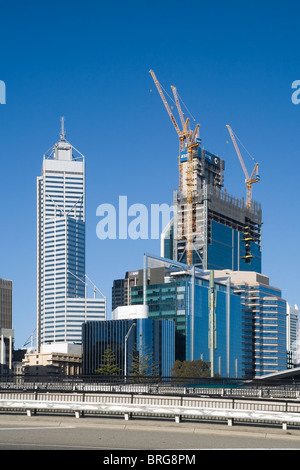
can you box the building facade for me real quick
[112,268,166,311]
[23,345,82,376]
[36,120,105,350]
[0,279,14,374]
[111,263,293,380]
[215,270,288,377]
[0,278,12,329]
[129,255,243,378]
[286,303,299,367]
[112,271,141,311]
[82,317,175,377]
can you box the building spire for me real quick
[60,116,66,141]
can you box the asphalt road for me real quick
[0,413,300,453]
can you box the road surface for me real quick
[0,413,300,453]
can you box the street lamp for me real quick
[124,322,136,383]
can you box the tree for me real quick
[130,337,159,377]
[95,348,121,375]
[171,359,210,378]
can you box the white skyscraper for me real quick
[37,119,106,351]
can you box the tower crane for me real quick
[226,125,260,210]
[171,85,186,129]
[149,70,193,152]
[149,70,200,265]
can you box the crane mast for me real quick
[149,69,200,265]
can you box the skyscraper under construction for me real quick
[149,70,262,272]
[161,145,262,272]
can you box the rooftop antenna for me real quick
[60,116,66,141]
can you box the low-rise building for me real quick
[23,342,82,376]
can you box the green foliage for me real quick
[95,348,121,375]
[130,337,159,377]
[171,359,210,377]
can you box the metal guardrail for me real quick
[1,397,300,431]
[1,390,300,431]
[2,375,300,400]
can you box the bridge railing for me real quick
[1,394,300,431]
[1,375,300,399]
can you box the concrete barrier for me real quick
[0,398,300,430]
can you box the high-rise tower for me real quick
[162,145,262,272]
[37,119,106,351]
[149,70,262,273]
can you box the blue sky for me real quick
[0,0,300,348]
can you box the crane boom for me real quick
[149,70,181,136]
[226,124,260,210]
[191,123,200,144]
[150,69,200,266]
[171,85,185,128]
[226,125,249,180]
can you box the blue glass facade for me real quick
[163,219,262,274]
[208,221,261,273]
[186,278,242,378]
[259,297,287,374]
[131,271,243,378]
[131,282,186,361]
[82,318,175,376]
[233,279,287,377]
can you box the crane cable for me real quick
[176,90,197,123]
[230,128,257,164]
[157,80,198,132]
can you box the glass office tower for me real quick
[0,278,14,374]
[37,120,106,350]
[82,318,175,376]
[214,270,288,377]
[130,254,243,378]
[0,279,12,329]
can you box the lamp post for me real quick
[208,270,217,377]
[124,322,136,383]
